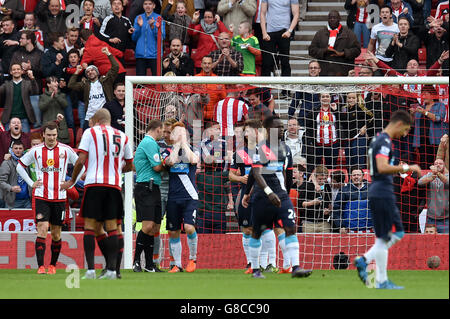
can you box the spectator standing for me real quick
[213,90,249,137]
[0,0,24,24]
[0,117,31,163]
[217,0,256,36]
[308,10,361,76]
[79,29,126,78]
[79,0,103,33]
[103,82,126,132]
[64,27,81,53]
[0,65,39,133]
[422,16,449,75]
[210,31,244,76]
[418,158,449,233]
[162,0,192,50]
[0,16,19,81]
[384,16,420,72]
[68,47,119,129]
[307,92,340,168]
[35,0,69,46]
[344,0,370,48]
[288,60,321,126]
[388,0,414,26]
[10,30,43,129]
[332,167,371,234]
[339,92,373,168]
[132,0,166,76]
[231,21,261,76]
[98,0,134,54]
[196,121,233,234]
[0,140,31,208]
[194,55,227,121]
[410,86,448,169]
[162,38,195,76]
[40,32,68,80]
[284,118,304,159]
[368,5,399,65]
[298,165,333,233]
[21,12,44,52]
[259,0,299,85]
[245,87,272,121]
[129,0,162,25]
[38,76,70,144]
[188,9,230,72]
[80,0,113,20]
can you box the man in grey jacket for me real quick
[0,140,31,208]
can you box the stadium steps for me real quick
[290,0,347,77]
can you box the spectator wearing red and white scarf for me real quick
[309,10,361,76]
[345,0,370,48]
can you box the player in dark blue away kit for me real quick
[354,110,421,289]
[242,116,312,279]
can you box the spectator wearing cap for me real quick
[68,47,119,130]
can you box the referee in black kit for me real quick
[132,119,165,272]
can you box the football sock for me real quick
[117,233,124,271]
[169,237,182,267]
[285,235,300,268]
[249,237,262,271]
[96,233,109,265]
[169,242,175,267]
[266,230,277,266]
[277,233,290,269]
[35,236,46,267]
[133,230,145,264]
[105,230,118,271]
[83,229,96,270]
[153,232,160,264]
[386,231,404,249]
[242,233,251,265]
[373,238,388,284]
[259,231,269,268]
[141,232,154,268]
[187,231,198,261]
[260,229,275,268]
[50,239,62,266]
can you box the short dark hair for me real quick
[244,119,262,129]
[21,30,36,44]
[331,170,346,184]
[247,87,262,98]
[67,48,80,58]
[262,115,281,129]
[11,140,24,148]
[42,121,59,133]
[84,0,95,6]
[48,32,63,45]
[390,109,413,126]
[79,29,93,41]
[380,5,393,14]
[146,119,163,131]
[114,82,125,90]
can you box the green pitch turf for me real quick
[0,269,448,299]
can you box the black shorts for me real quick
[81,186,124,221]
[135,183,162,223]
[251,193,296,237]
[369,196,404,241]
[34,198,66,226]
[236,189,252,228]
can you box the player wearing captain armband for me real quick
[241,115,312,279]
[354,110,421,289]
[17,121,85,275]
[162,122,199,273]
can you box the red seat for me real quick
[418,47,426,65]
[75,127,83,147]
[68,128,75,147]
[123,49,136,66]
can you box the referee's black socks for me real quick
[105,229,119,271]
[134,230,154,268]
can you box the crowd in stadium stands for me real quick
[0,0,448,234]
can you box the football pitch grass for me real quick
[0,269,448,299]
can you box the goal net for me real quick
[123,76,449,270]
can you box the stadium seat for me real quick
[336,148,347,167]
[73,108,80,127]
[68,129,75,147]
[75,127,83,147]
[124,49,136,66]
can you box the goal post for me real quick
[123,76,449,270]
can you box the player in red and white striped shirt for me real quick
[62,109,133,280]
[17,121,84,275]
[213,93,249,137]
